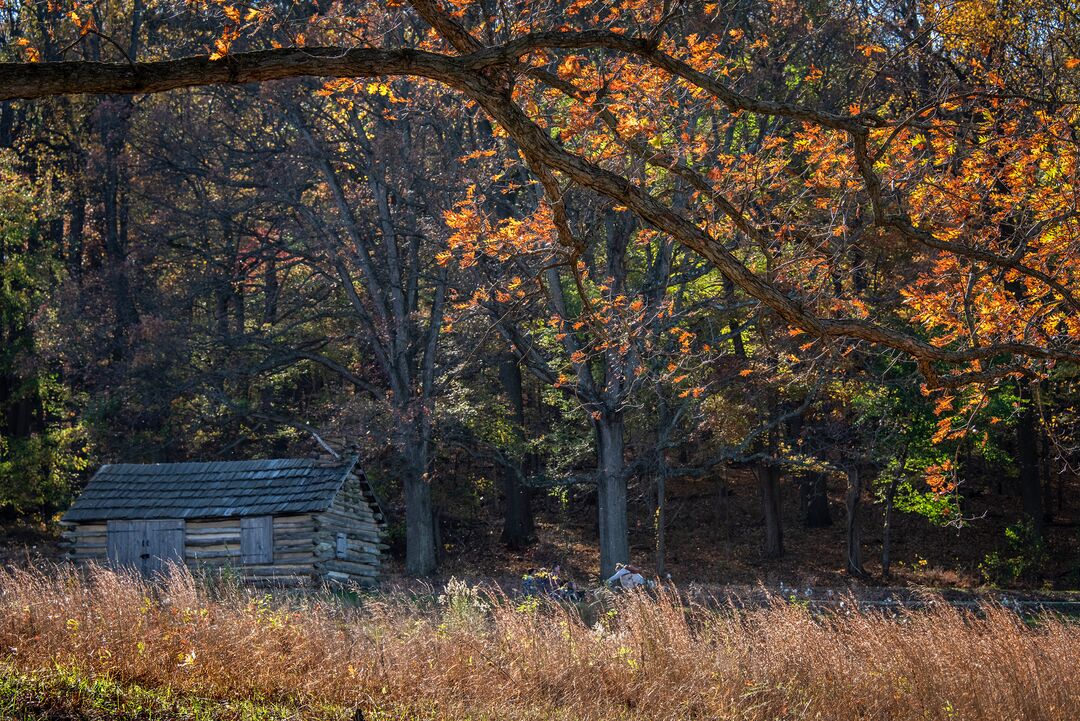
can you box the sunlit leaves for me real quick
[14,37,40,62]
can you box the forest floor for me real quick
[4,467,1079,595]
[382,468,1080,593]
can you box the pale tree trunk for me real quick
[595,410,629,577]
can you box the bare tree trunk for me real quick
[757,463,784,559]
[499,354,533,550]
[845,466,866,576]
[595,410,629,577]
[400,420,437,576]
[799,472,832,528]
[882,444,910,581]
[0,100,12,148]
[98,101,140,355]
[1040,427,1053,522]
[882,481,897,579]
[403,474,435,575]
[655,467,667,577]
[1017,382,1043,538]
[716,465,732,553]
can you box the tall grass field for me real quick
[0,564,1078,720]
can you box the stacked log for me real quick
[312,472,386,586]
[60,522,106,562]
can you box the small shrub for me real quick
[981,520,1047,585]
[437,576,489,631]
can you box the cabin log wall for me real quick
[62,514,323,587]
[62,508,382,587]
[312,472,386,587]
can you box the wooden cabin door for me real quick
[106,520,185,577]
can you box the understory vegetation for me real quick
[2,564,1079,721]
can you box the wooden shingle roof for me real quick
[62,457,360,522]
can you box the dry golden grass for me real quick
[1,564,1078,720]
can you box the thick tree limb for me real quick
[0,47,460,100]
[3,29,1076,386]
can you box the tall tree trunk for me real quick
[0,100,13,148]
[845,466,866,576]
[67,193,85,282]
[757,463,784,559]
[882,445,908,581]
[98,99,140,353]
[595,409,628,577]
[882,473,898,580]
[1040,427,1053,521]
[399,419,436,576]
[1017,383,1043,538]
[498,354,533,550]
[716,465,732,551]
[655,467,667,577]
[799,472,832,528]
[263,255,279,325]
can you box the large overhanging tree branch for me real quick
[2,6,1076,388]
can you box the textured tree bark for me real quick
[498,354,533,550]
[403,478,436,575]
[400,422,436,576]
[757,463,784,559]
[845,466,866,576]
[595,410,629,577]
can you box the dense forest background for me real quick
[1,0,1079,587]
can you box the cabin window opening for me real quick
[335,533,348,559]
[240,516,273,564]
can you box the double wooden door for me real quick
[106,519,185,577]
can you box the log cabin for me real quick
[60,456,385,588]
